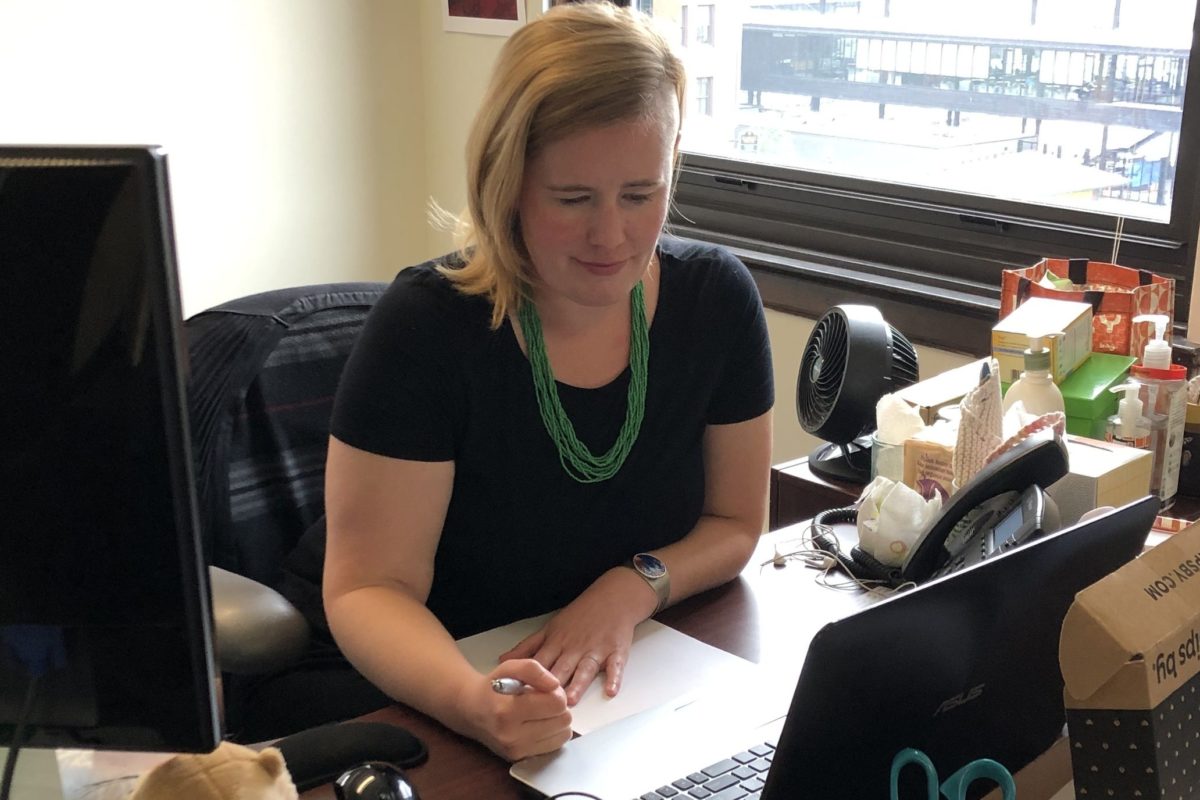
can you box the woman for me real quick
[323,1,774,761]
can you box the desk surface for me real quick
[299,523,1072,800]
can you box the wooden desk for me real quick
[299,524,1071,800]
[769,456,861,529]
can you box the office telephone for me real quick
[816,435,1068,585]
[901,435,1067,582]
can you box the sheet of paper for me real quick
[456,613,759,735]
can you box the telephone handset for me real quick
[899,435,1068,583]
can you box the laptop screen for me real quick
[763,496,1156,798]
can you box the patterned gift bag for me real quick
[999,257,1174,363]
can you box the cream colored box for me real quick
[902,436,955,502]
[992,297,1092,385]
[895,357,991,426]
[1046,434,1152,527]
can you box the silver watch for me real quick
[628,552,670,615]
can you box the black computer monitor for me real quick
[0,146,221,754]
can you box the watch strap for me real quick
[627,553,670,615]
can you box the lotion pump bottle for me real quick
[1131,314,1187,509]
[1106,382,1151,448]
[1002,334,1066,416]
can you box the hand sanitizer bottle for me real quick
[1106,382,1151,448]
[1131,314,1187,509]
[1002,334,1065,416]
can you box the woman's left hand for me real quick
[498,566,656,706]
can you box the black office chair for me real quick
[184,281,389,741]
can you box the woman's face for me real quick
[517,105,678,314]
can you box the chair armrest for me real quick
[209,566,311,675]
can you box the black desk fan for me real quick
[796,304,919,484]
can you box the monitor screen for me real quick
[0,146,221,753]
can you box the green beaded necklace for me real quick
[519,282,649,484]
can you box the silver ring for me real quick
[581,655,601,666]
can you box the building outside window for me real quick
[696,4,715,45]
[696,75,714,115]
[649,0,1200,344]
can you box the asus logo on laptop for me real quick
[934,684,985,716]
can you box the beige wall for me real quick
[1,0,974,463]
[0,0,429,317]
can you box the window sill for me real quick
[672,224,998,356]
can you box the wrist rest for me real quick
[274,720,428,791]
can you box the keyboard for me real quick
[633,740,776,800]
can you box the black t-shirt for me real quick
[331,237,774,637]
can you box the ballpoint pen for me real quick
[491,677,532,695]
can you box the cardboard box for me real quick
[1047,435,1152,527]
[895,357,991,426]
[1059,520,1200,800]
[993,297,1093,385]
[902,435,955,502]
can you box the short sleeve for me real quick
[704,250,775,425]
[330,266,466,461]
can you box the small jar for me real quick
[870,432,905,483]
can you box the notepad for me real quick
[455,613,759,735]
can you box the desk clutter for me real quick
[787,253,1200,798]
[881,284,1200,535]
[794,254,1200,530]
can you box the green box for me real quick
[1058,353,1138,438]
[1000,353,1137,438]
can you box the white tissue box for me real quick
[1046,435,1153,527]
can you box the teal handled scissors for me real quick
[890,748,1016,800]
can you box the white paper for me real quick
[456,613,759,735]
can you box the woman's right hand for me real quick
[454,658,573,761]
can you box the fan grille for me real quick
[890,329,919,387]
[798,312,848,430]
[796,305,919,444]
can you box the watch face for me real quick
[632,553,666,579]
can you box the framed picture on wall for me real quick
[443,0,527,35]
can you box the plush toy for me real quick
[128,741,299,800]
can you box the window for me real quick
[696,75,714,116]
[654,0,1200,351]
[696,4,715,45]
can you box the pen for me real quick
[491,677,532,695]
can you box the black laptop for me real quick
[512,496,1157,799]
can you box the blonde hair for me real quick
[438,1,686,329]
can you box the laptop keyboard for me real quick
[633,741,775,800]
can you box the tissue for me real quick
[875,393,925,445]
[873,394,926,483]
[857,476,943,567]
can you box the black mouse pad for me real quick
[275,720,428,791]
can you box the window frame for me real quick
[696,4,715,46]
[667,4,1200,355]
[695,75,714,116]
